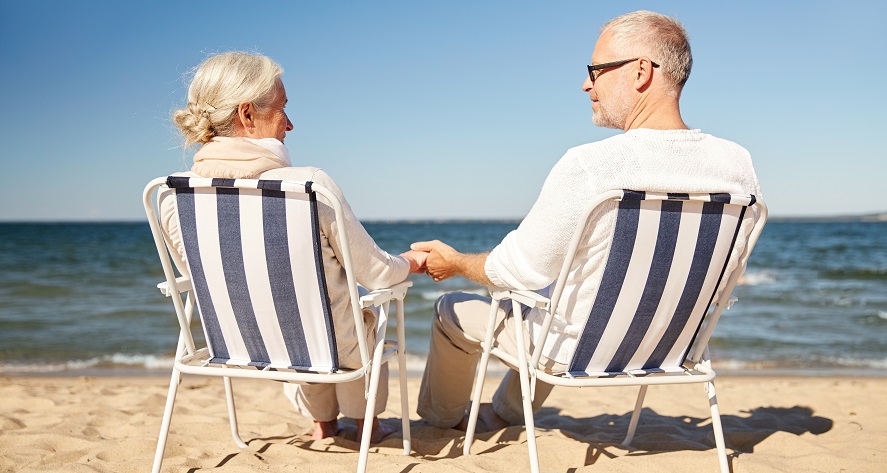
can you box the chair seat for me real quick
[173,343,403,384]
[565,366,691,378]
[489,343,713,385]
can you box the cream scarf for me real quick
[191,137,292,179]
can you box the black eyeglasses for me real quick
[587,58,660,84]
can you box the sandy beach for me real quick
[2,372,885,472]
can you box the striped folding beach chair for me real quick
[463,189,767,473]
[143,176,412,473]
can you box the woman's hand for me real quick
[410,240,460,282]
[400,249,429,274]
[410,240,492,286]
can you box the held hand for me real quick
[399,250,429,274]
[410,240,461,282]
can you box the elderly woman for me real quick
[162,51,425,442]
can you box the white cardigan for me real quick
[484,129,763,364]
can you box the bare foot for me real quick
[356,417,396,444]
[312,419,339,440]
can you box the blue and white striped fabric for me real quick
[568,190,755,377]
[166,176,338,372]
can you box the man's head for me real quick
[582,11,692,130]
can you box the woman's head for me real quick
[172,51,292,146]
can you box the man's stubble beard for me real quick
[592,73,632,130]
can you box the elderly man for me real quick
[412,10,762,430]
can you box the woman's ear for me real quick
[236,102,255,134]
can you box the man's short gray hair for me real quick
[602,11,692,95]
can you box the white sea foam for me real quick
[107,353,174,369]
[0,353,173,374]
[827,356,887,370]
[878,311,887,320]
[418,287,487,301]
[714,356,887,373]
[739,270,776,286]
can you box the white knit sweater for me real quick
[484,129,763,365]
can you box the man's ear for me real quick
[633,58,655,91]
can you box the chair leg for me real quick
[396,299,411,456]
[357,318,389,473]
[706,380,730,473]
[463,339,493,456]
[516,358,539,473]
[622,385,648,447]
[464,295,503,456]
[223,376,247,448]
[511,299,540,473]
[152,367,182,473]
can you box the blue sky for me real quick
[1,1,884,221]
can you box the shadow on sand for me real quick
[190,405,831,471]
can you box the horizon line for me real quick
[2,211,887,225]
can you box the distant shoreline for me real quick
[2,215,886,224]
[768,213,887,223]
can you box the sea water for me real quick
[1,220,885,375]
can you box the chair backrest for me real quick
[555,190,764,377]
[163,176,352,373]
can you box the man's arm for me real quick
[410,240,493,287]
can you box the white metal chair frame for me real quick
[143,177,412,473]
[463,189,768,473]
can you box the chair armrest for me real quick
[157,276,192,297]
[725,295,738,309]
[360,281,413,308]
[713,294,738,309]
[489,288,550,310]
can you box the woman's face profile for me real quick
[250,82,294,143]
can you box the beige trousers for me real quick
[282,288,389,421]
[417,292,567,428]
[282,366,388,421]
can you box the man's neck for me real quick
[623,95,688,131]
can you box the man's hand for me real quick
[399,249,429,274]
[410,240,463,282]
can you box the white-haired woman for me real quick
[162,51,425,442]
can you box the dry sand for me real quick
[1,373,884,472]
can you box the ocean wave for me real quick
[820,268,887,280]
[0,353,173,374]
[739,270,776,286]
[2,281,75,298]
[2,352,884,376]
[826,356,887,370]
[418,287,488,301]
[715,355,887,373]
